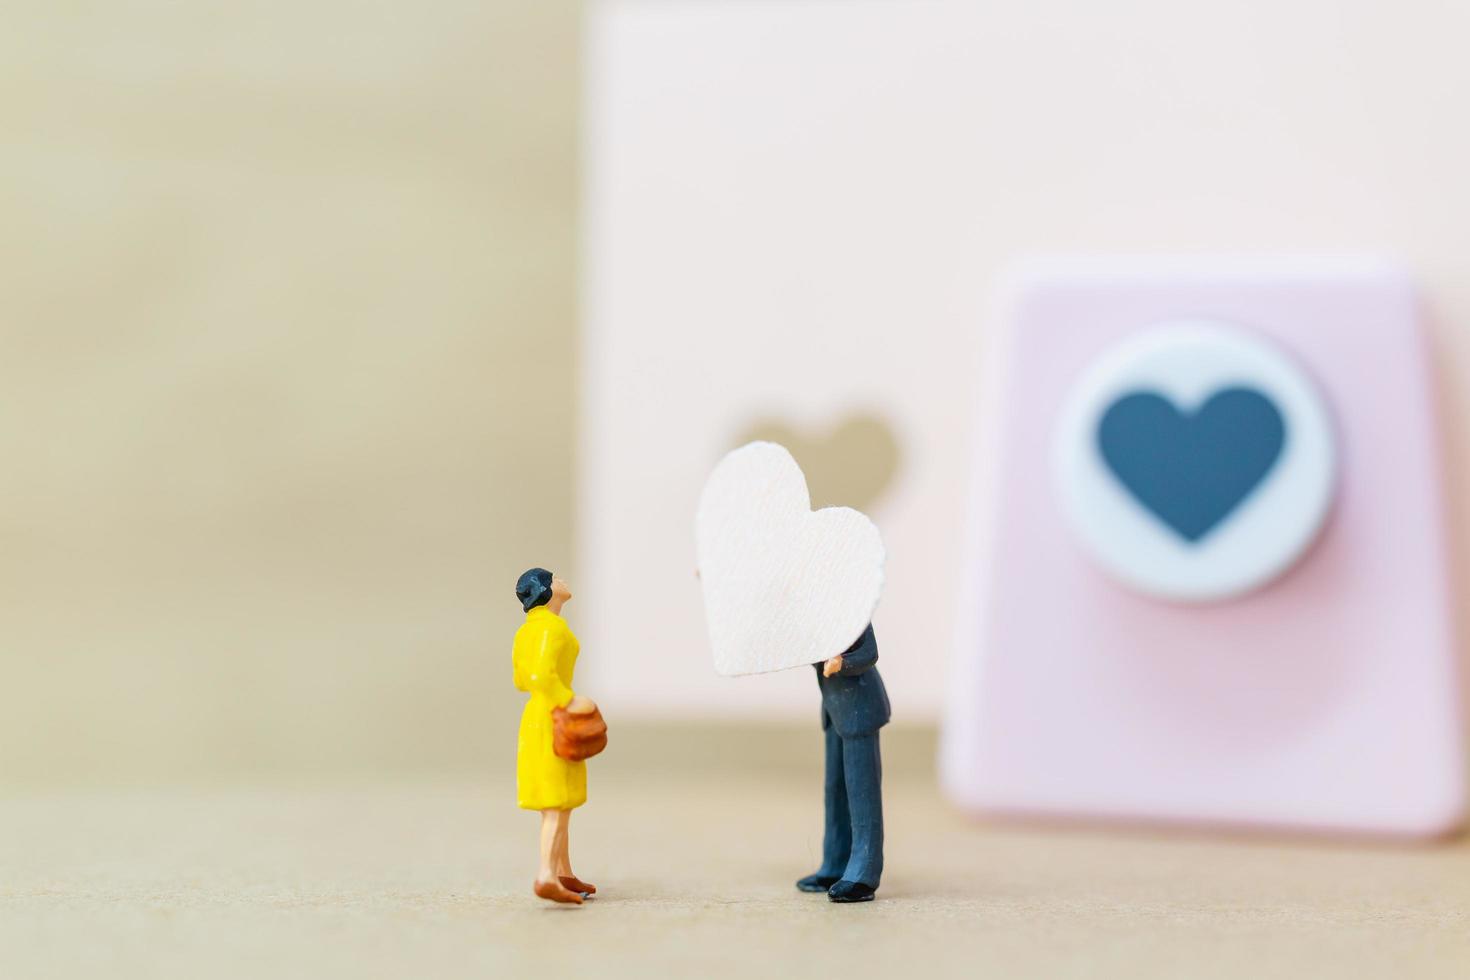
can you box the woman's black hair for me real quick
[515,567,555,612]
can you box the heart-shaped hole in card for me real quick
[696,442,886,676]
[733,413,901,512]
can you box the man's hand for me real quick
[822,655,844,677]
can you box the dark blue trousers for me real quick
[816,721,883,888]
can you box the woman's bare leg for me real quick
[552,810,571,876]
[534,809,581,904]
[553,810,596,895]
[538,809,560,881]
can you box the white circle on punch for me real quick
[1053,321,1336,602]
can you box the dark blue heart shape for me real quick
[1097,387,1286,543]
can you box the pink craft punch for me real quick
[943,257,1466,838]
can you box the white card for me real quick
[696,442,885,676]
[579,0,1470,721]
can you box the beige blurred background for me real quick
[4,6,1468,977]
[1,2,580,785]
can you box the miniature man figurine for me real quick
[512,568,604,905]
[694,440,889,902]
[797,623,889,903]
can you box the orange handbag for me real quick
[552,701,608,762]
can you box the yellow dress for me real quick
[512,605,586,810]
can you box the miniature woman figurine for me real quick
[512,567,601,905]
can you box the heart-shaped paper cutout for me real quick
[696,441,886,676]
[1097,386,1286,543]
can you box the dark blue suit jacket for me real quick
[814,625,890,738]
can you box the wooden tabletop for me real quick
[3,725,1468,979]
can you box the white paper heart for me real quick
[696,441,886,676]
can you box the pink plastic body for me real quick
[942,258,1467,838]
